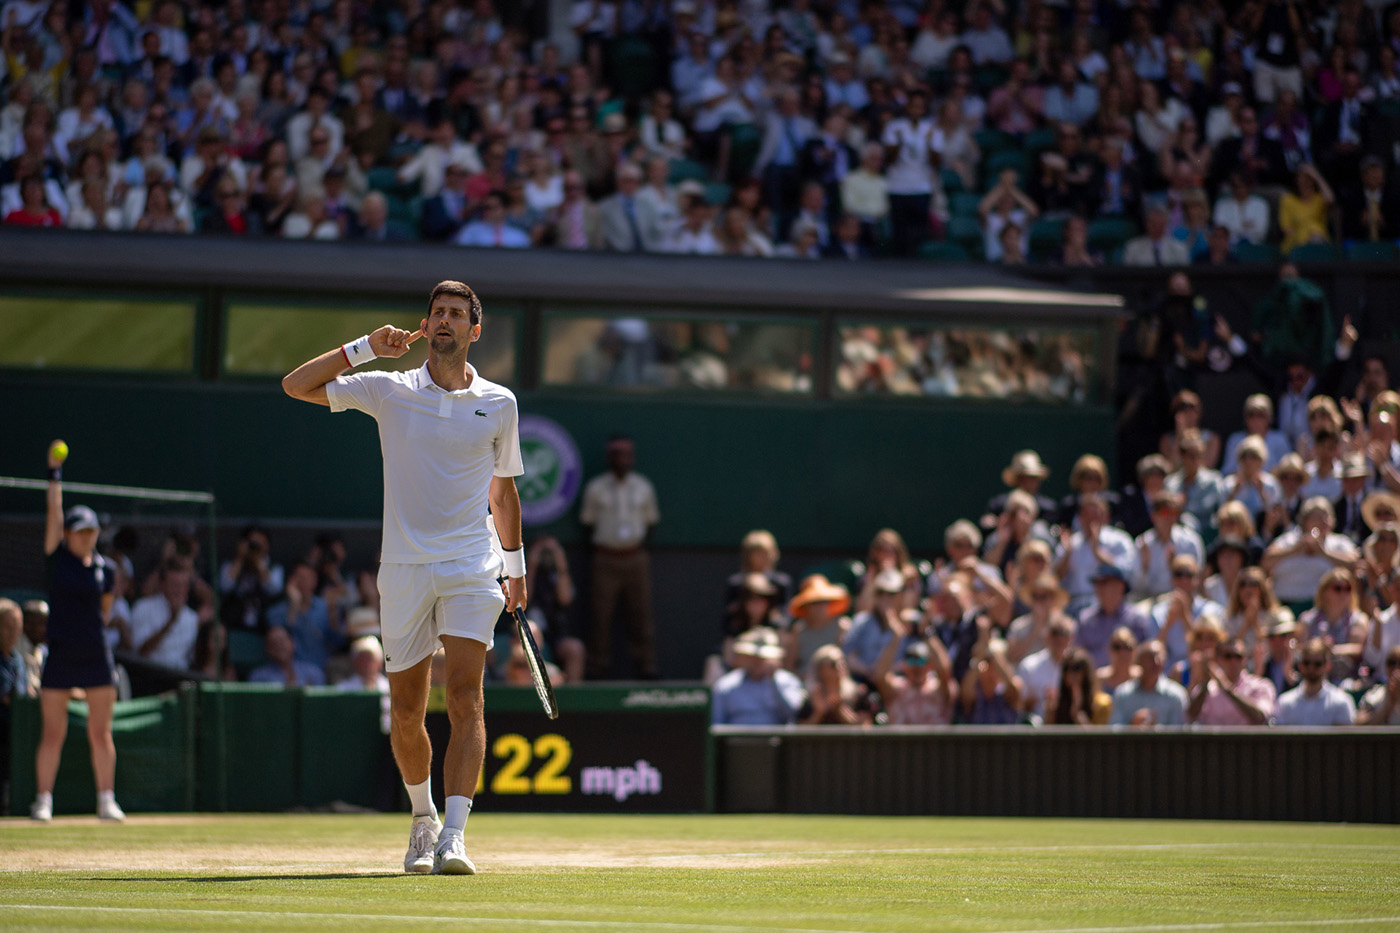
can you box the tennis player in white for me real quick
[282,280,526,875]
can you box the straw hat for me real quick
[787,575,851,618]
[1001,450,1051,487]
[733,628,784,660]
[1020,571,1068,610]
[1362,491,1400,530]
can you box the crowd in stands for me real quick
[710,329,1400,727]
[4,0,1400,263]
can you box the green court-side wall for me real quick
[3,376,1111,552]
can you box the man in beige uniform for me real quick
[580,436,660,679]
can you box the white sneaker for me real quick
[30,799,52,822]
[404,816,441,873]
[97,798,126,822]
[432,831,476,875]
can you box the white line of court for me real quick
[6,904,1400,933]
[644,842,1399,861]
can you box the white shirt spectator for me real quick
[1133,524,1206,599]
[1268,527,1359,602]
[1301,463,1342,503]
[1223,472,1283,516]
[961,24,1014,64]
[1213,193,1271,245]
[570,0,617,35]
[397,142,482,198]
[127,593,199,670]
[284,110,345,162]
[666,222,720,255]
[1059,525,1137,607]
[1362,605,1400,672]
[1015,648,1062,720]
[1222,429,1293,473]
[880,116,934,196]
[1274,681,1356,725]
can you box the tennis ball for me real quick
[50,440,69,463]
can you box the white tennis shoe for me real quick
[29,798,52,822]
[404,815,441,873]
[433,831,476,875]
[97,798,126,822]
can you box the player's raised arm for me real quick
[282,322,425,405]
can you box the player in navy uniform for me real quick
[31,442,124,822]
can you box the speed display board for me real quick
[426,684,710,812]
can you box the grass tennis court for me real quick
[2,813,1398,932]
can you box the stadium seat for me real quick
[946,215,985,258]
[1024,127,1058,154]
[386,219,419,241]
[704,182,731,205]
[726,122,762,181]
[799,559,866,593]
[983,149,1029,186]
[950,191,982,218]
[1028,216,1066,261]
[667,158,708,184]
[610,36,656,101]
[368,165,419,200]
[919,240,970,261]
[973,128,1010,154]
[975,65,1008,94]
[386,194,421,228]
[1086,217,1138,254]
[1345,241,1400,262]
[1287,243,1341,263]
[940,168,965,195]
[227,629,266,677]
[1233,241,1280,263]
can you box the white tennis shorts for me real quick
[378,558,506,673]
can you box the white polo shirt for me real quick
[327,361,523,565]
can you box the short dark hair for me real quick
[428,280,482,325]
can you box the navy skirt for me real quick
[39,639,116,690]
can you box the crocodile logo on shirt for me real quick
[475,410,487,417]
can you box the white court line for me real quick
[5,905,1400,933]
[645,842,1400,861]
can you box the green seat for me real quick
[1233,241,1280,264]
[367,165,419,199]
[919,240,970,261]
[726,122,762,181]
[385,194,420,227]
[610,36,655,101]
[1024,127,1058,154]
[984,149,1029,186]
[975,65,1008,94]
[799,560,866,594]
[386,219,419,241]
[1346,241,1400,262]
[940,167,965,194]
[704,182,731,206]
[974,128,1010,154]
[667,158,708,184]
[1029,216,1067,260]
[1087,216,1138,253]
[1288,242,1340,263]
[227,629,265,677]
[946,215,985,258]
[950,191,982,217]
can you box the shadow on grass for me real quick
[78,872,409,882]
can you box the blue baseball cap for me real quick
[1091,563,1127,584]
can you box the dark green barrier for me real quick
[714,726,1400,823]
[198,683,392,812]
[7,687,196,816]
[425,684,712,813]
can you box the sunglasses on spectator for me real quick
[1328,583,1352,593]
[1386,659,1400,668]
[1239,580,1261,588]
[1032,591,1056,600]
[1219,651,1244,660]
[1111,643,1132,652]
[1049,629,1072,639]
[1299,658,1325,668]
[1172,570,1195,578]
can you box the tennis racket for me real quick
[513,607,559,719]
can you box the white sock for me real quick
[443,795,472,835]
[36,792,52,807]
[405,778,437,820]
[97,790,115,805]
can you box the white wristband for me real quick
[502,547,526,579]
[342,335,376,367]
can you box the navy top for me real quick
[45,543,113,670]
